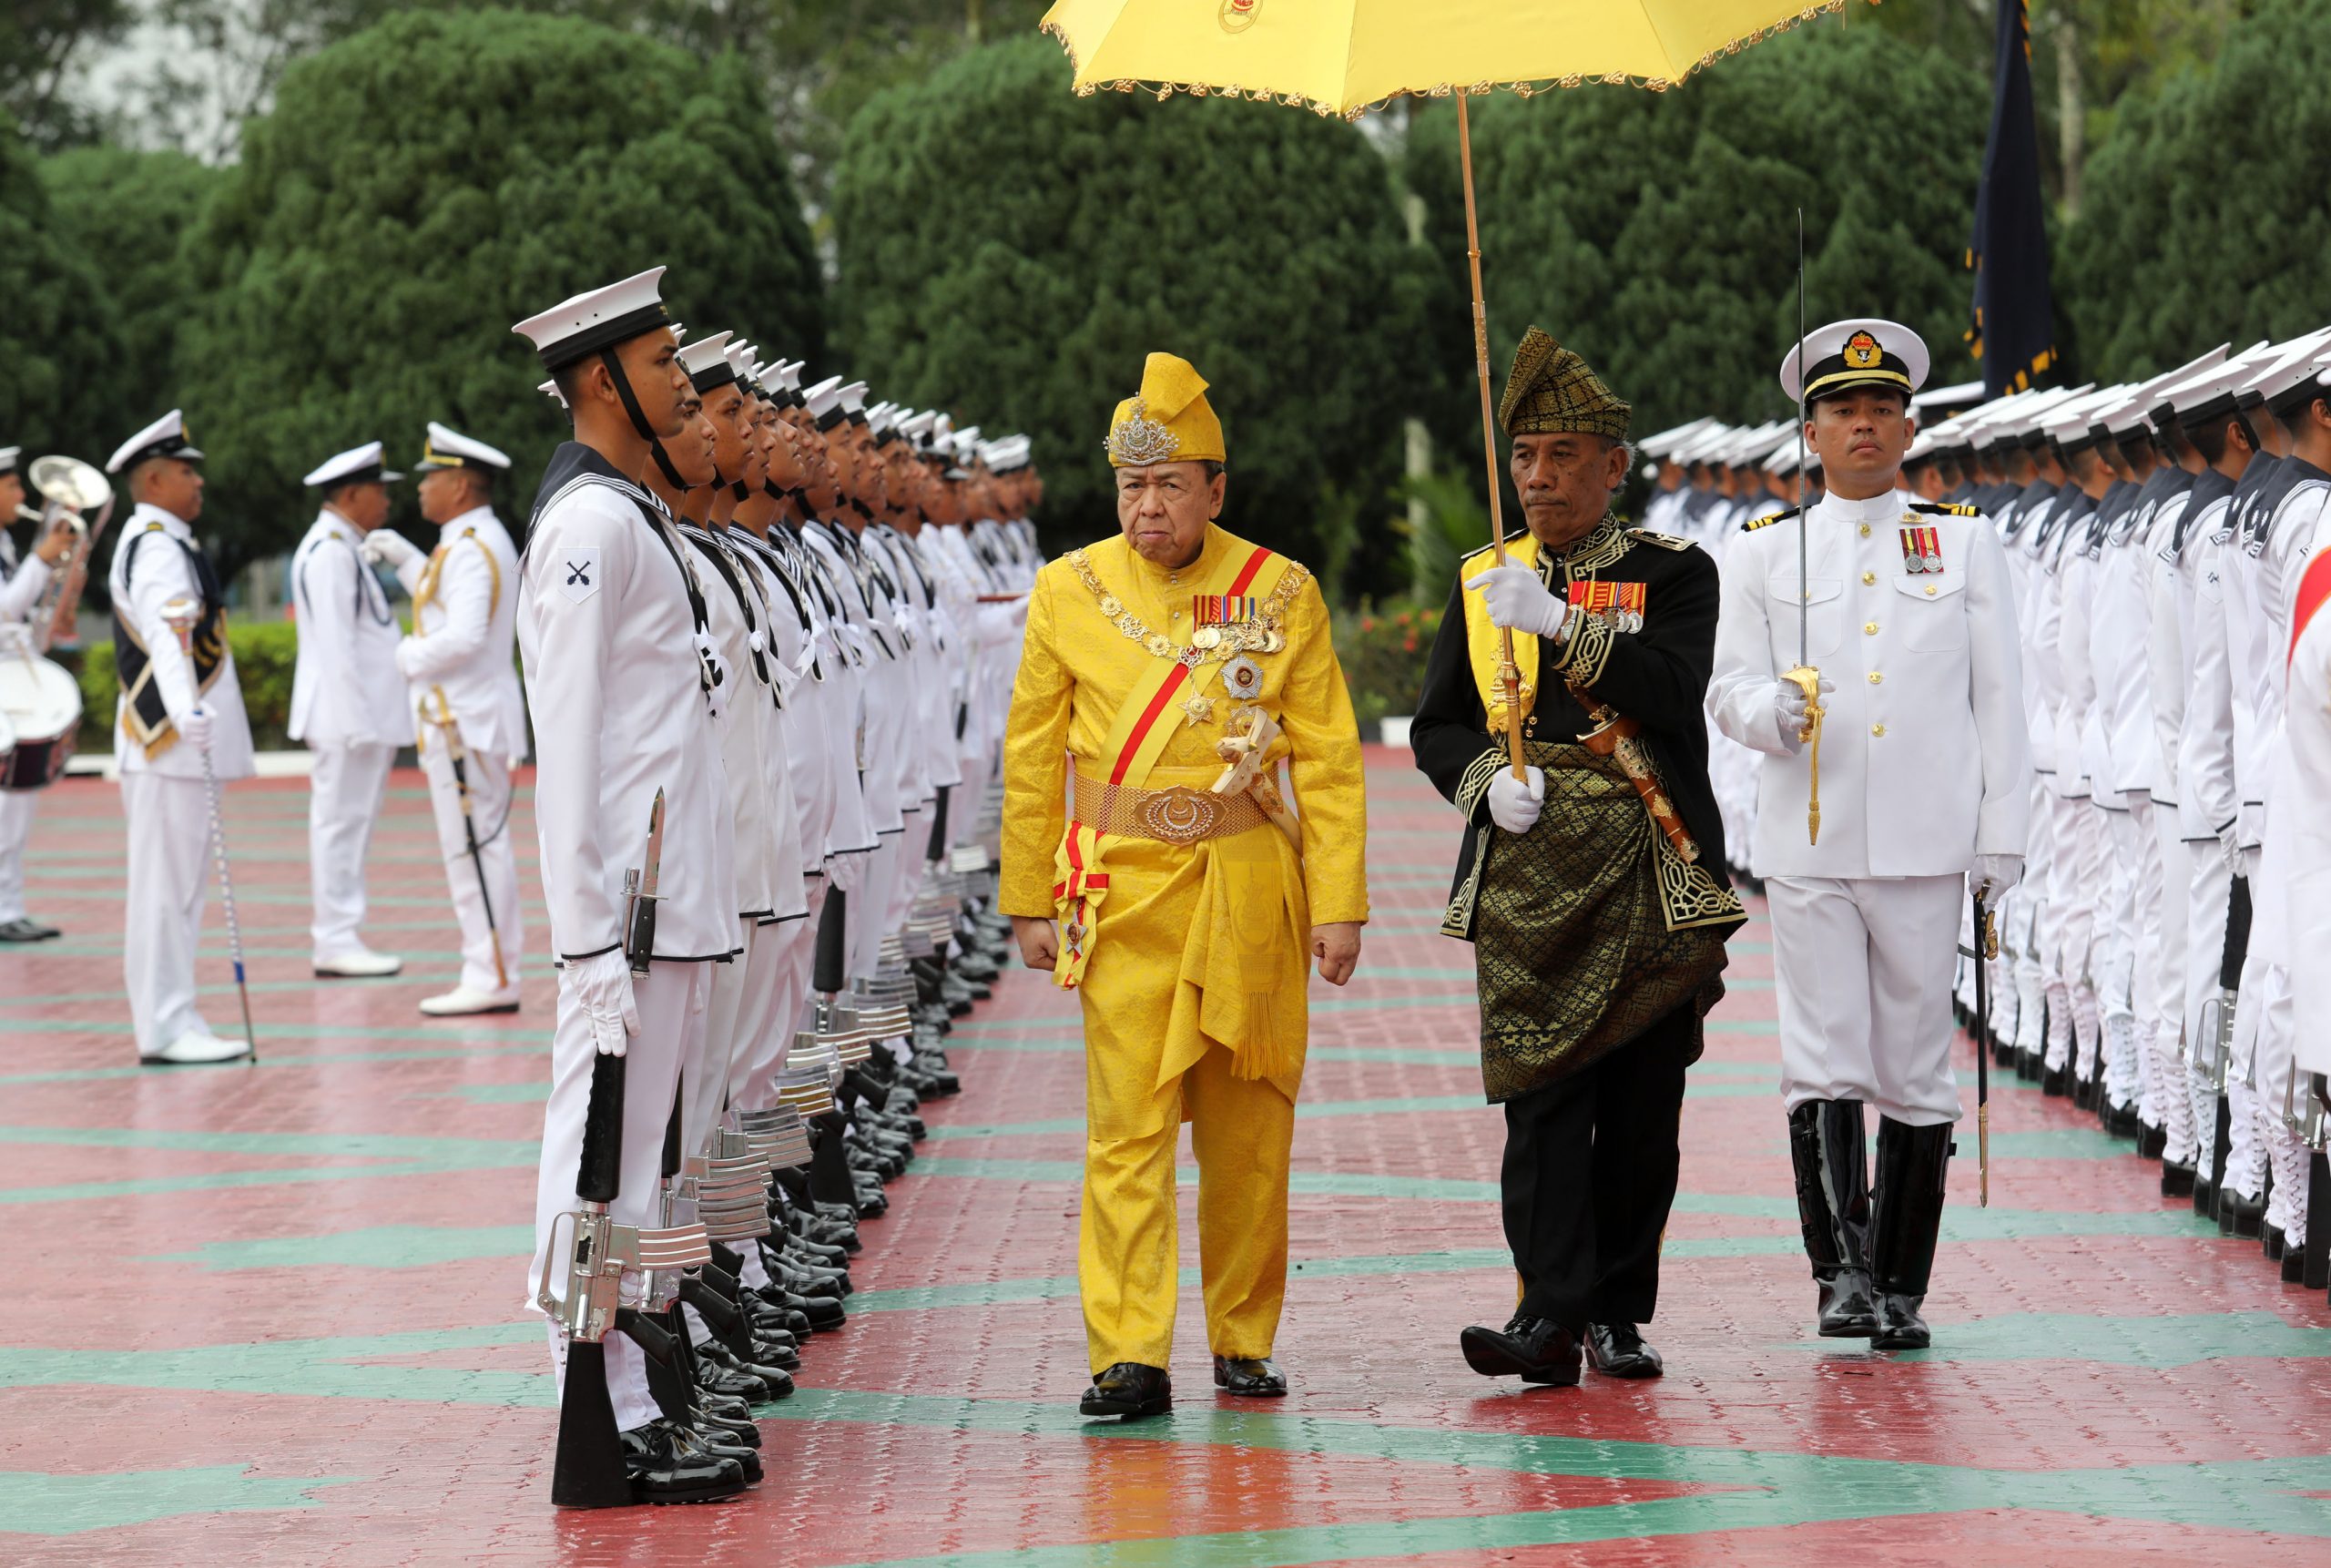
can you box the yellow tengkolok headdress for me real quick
[1105,351,1227,467]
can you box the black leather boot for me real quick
[1458,1315,1581,1385]
[1867,1118,1953,1351]
[1787,1101,1878,1338]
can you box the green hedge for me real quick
[1333,602,1444,735]
[70,619,301,754]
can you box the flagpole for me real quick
[1455,91,1528,781]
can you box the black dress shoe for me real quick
[2265,1226,2287,1262]
[1459,1315,1582,1386]
[618,1418,748,1504]
[2139,1123,2168,1160]
[686,1423,764,1484]
[2042,1064,2071,1098]
[2283,1243,2308,1284]
[2224,1187,2266,1238]
[1212,1356,1287,1397]
[0,917,58,942]
[1080,1361,1172,1420]
[1584,1322,1664,1379]
[2162,1158,2196,1197]
[1870,1294,1931,1351]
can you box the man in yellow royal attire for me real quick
[1002,351,1369,1420]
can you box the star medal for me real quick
[1181,693,1216,724]
[1224,655,1265,702]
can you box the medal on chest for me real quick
[1565,578,1646,634]
[1899,523,1944,575]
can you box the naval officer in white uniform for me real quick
[511,267,743,1503]
[105,411,257,1064]
[362,423,529,1015]
[289,442,409,978]
[1709,320,2030,1351]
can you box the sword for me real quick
[158,596,258,1064]
[1782,207,1824,845]
[1970,891,1997,1207]
[424,688,507,992]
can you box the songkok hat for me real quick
[1781,318,1929,405]
[512,267,672,373]
[1498,328,1629,441]
[1105,353,1225,467]
[677,331,738,394]
[303,441,403,489]
[107,409,203,474]
[417,423,511,473]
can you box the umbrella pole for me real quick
[1455,92,1528,781]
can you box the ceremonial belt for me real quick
[1071,769,1274,845]
[1049,542,1280,991]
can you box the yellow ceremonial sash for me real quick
[1050,541,1285,990]
[1461,533,1542,729]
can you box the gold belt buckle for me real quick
[1137,786,1223,844]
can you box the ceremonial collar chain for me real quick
[1065,545,1305,669]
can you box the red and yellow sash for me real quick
[1051,543,1279,990]
[2291,546,2331,670]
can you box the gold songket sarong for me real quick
[1473,738,1731,1103]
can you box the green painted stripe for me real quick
[0,1466,360,1535]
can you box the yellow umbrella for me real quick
[1042,0,1851,773]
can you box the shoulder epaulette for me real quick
[143,521,165,532]
[1741,507,1800,532]
[1625,527,1693,551]
[1460,529,1531,568]
[1910,501,1980,517]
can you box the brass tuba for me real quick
[15,454,115,652]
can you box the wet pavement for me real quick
[3,749,2327,1563]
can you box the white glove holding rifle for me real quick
[565,949,639,1057]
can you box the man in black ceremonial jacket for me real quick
[1411,329,1745,1388]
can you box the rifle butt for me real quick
[549,1341,630,1509]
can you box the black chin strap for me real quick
[732,479,752,502]
[598,346,689,490]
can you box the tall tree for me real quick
[171,6,825,575]
[0,112,123,473]
[2061,0,2331,382]
[834,35,1430,596]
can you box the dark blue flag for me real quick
[1967,0,2057,397]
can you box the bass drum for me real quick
[0,650,82,790]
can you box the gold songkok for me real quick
[1498,327,1631,442]
[1105,351,1227,467]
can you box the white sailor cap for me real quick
[1780,318,1930,405]
[897,410,938,449]
[107,409,204,474]
[2037,386,2132,448]
[868,403,900,442]
[0,447,17,476]
[2163,342,2276,423]
[1673,424,1734,466]
[724,341,758,389]
[539,378,568,409]
[677,331,738,392]
[806,376,847,430]
[1636,416,1715,460]
[416,423,512,473]
[512,267,672,372]
[303,440,404,490]
[1910,379,1984,415]
[2243,329,2331,412]
[839,382,870,424]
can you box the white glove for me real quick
[1486,765,1546,835]
[393,636,422,680]
[361,530,422,571]
[2236,842,2264,881]
[1463,565,1568,639]
[1774,677,1834,752]
[176,705,213,750]
[2214,819,2243,872]
[564,949,639,1057]
[1970,853,2023,898]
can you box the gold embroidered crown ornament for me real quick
[1105,351,1227,467]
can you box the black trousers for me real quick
[1500,1001,1694,1328]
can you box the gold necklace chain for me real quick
[1064,546,1308,668]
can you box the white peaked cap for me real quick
[868,404,897,439]
[839,382,869,417]
[107,409,203,474]
[1779,317,1931,404]
[2038,386,2131,441]
[418,423,512,471]
[803,376,845,422]
[0,447,17,473]
[2239,328,2331,402]
[676,330,737,382]
[302,440,403,489]
[1637,416,1715,459]
[896,410,937,443]
[512,267,671,371]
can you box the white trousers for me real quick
[848,822,909,980]
[734,891,819,1114]
[1770,873,1966,1127]
[2152,805,2196,1156]
[0,787,36,921]
[530,960,710,1433]
[307,740,395,960]
[418,739,522,994]
[2097,802,2143,1106]
[689,923,760,1156]
[120,771,215,1055]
